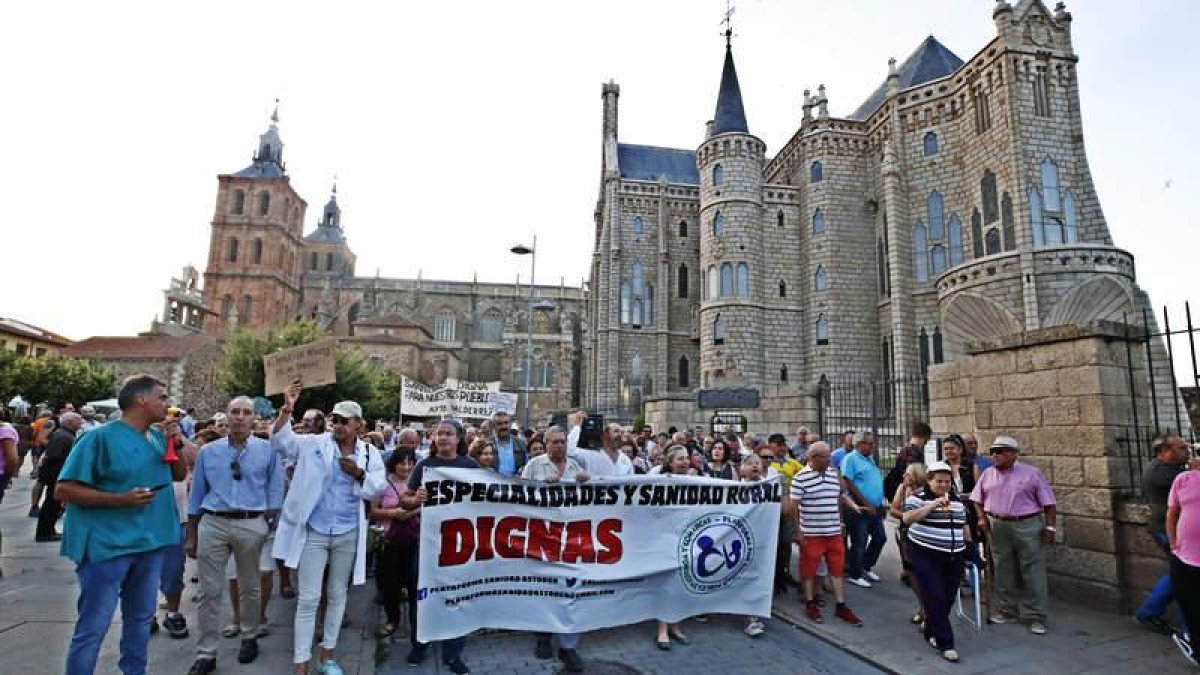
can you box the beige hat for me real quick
[332,401,363,419]
[989,435,1021,452]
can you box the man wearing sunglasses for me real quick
[271,381,386,675]
[185,396,285,674]
[970,435,1057,636]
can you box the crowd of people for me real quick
[0,377,1197,673]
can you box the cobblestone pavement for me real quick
[374,616,884,675]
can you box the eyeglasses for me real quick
[989,448,1014,456]
[230,460,242,481]
[757,454,774,461]
[329,414,349,425]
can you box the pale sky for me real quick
[4,0,1198,373]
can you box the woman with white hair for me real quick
[654,444,695,648]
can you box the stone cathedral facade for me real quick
[584,1,1175,432]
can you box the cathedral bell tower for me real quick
[204,102,307,334]
[697,28,766,389]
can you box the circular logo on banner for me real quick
[677,512,755,594]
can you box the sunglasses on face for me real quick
[989,448,1014,456]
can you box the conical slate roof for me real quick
[849,36,964,121]
[712,44,749,135]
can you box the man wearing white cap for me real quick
[271,382,386,675]
[970,435,1057,635]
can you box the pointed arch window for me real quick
[923,131,939,156]
[812,208,826,234]
[1030,187,1045,248]
[919,327,931,371]
[780,365,789,382]
[814,265,828,292]
[632,263,644,296]
[677,264,689,298]
[712,211,724,236]
[1041,158,1061,212]
[927,192,944,239]
[913,223,928,283]
[434,310,456,341]
[815,314,829,345]
[736,263,749,297]
[1001,192,1015,251]
[930,244,948,277]
[810,161,823,183]
[645,283,654,325]
[620,282,631,325]
[777,210,785,228]
[713,164,724,186]
[1063,192,1079,243]
[877,238,889,296]
[540,360,556,388]
[981,170,999,224]
[707,266,719,299]
[779,280,787,298]
[720,264,734,297]
[713,314,727,346]
[631,299,644,326]
[678,220,688,237]
[252,238,263,264]
[985,229,1002,255]
[948,215,965,266]
[257,191,270,216]
[480,309,504,342]
[231,190,246,215]
[632,216,644,234]
[630,354,643,381]
[678,356,690,388]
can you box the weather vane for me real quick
[721,0,736,46]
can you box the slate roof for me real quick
[231,161,286,179]
[848,36,965,121]
[712,45,749,135]
[304,226,346,244]
[63,334,217,360]
[617,144,699,185]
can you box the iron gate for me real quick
[815,372,929,470]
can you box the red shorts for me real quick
[800,534,845,579]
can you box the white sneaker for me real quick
[847,576,873,589]
[863,570,881,582]
[942,649,960,662]
[1029,620,1047,635]
[744,620,765,638]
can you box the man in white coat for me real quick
[271,383,386,675]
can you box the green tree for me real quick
[219,320,398,422]
[0,351,117,409]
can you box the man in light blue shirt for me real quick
[491,411,527,476]
[840,431,887,588]
[185,396,284,673]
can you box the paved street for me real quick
[0,471,881,675]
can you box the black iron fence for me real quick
[1115,305,1199,498]
[815,372,930,470]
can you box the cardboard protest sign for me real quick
[262,339,338,395]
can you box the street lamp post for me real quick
[510,236,536,431]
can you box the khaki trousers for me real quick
[196,514,269,658]
[990,514,1049,621]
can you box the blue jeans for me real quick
[67,547,168,675]
[845,509,886,579]
[1137,531,1183,628]
[159,524,187,597]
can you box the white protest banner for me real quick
[262,339,338,396]
[487,391,518,416]
[400,377,502,419]
[415,467,781,642]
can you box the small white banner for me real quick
[414,468,781,641]
[400,377,503,419]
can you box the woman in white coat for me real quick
[271,383,386,675]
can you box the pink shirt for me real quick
[1169,471,1200,566]
[970,460,1055,518]
[0,425,17,475]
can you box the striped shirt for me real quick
[904,489,968,554]
[790,466,843,536]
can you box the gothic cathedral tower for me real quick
[698,34,765,389]
[204,105,307,334]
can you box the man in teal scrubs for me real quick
[56,374,186,675]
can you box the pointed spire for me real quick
[711,27,749,134]
[270,98,280,124]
